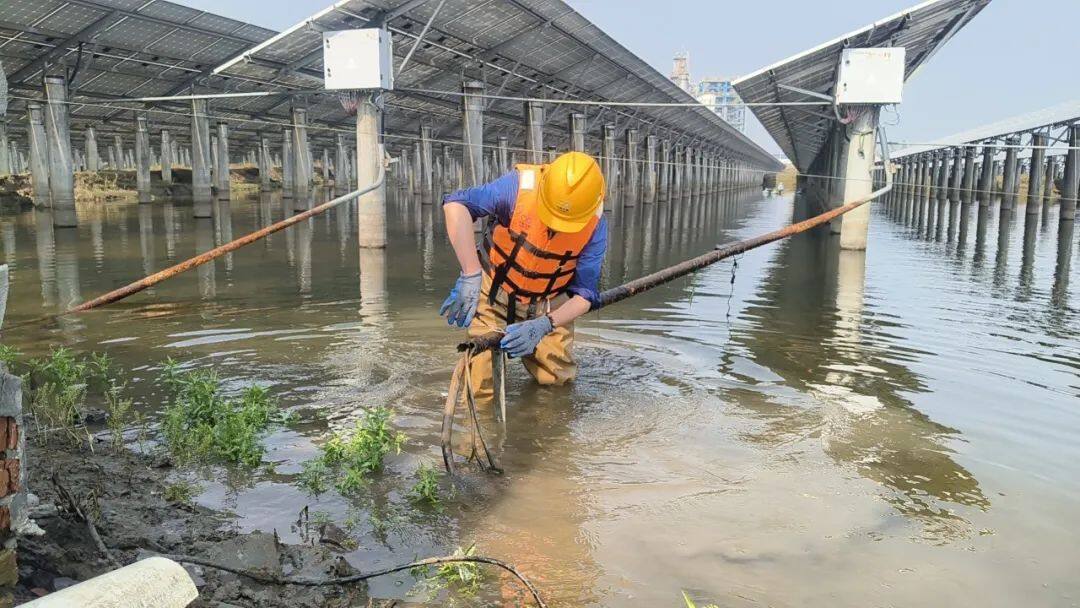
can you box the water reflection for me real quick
[731,201,988,540]
[194,217,216,300]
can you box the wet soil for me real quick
[15,437,386,607]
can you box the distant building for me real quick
[697,79,746,134]
[668,54,746,134]
[670,53,692,94]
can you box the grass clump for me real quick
[161,360,286,467]
[409,462,442,508]
[163,479,200,504]
[22,347,97,444]
[297,406,406,495]
[104,382,136,451]
[0,345,21,370]
[298,458,330,495]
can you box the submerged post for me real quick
[292,107,311,197]
[1063,124,1079,221]
[1026,132,1046,212]
[356,95,386,248]
[258,135,272,192]
[460,80,486,186]
[1043,156,1056,205]
[282,128,294,199]
[190,99,213,215]
[335,134,348,194]
[682,146,693,200]
[524,101,544,164]
[961,146,976,200]
[672,145,683,200]
[624,128,639,205]
[85,127,99,172]
[26,102,49,207]
[644,134,657,203]
[659,139,671,201]
[569,112,586,152]
[420,124,434,197]
[43,75,76,226]
[135,112,152,203]
[601,124,616,203]
[979,143,995,204]
[160,129,172,185]
[838,108,880,250]
[215,122,230,200]
[1001,136,1020,209]
[950,147,962,197]
[497,136,509,175]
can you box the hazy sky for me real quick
[182,0,1079,155]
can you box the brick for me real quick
[0,423,7,455]
[0,468,8,500]
[4,420,14,451]
[4,461,16,495]
[0,507,9,532]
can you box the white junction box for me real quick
[835,47,905,104]
[323,28,393,90]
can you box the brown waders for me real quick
[467,274,577,407]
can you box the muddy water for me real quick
[1,185,1078,606]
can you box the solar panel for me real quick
[211,0,781,170]
[733,0,990,172]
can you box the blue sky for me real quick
[184,0,1079,155]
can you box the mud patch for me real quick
[14,440,385,607]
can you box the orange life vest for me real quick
[481,163,600,309]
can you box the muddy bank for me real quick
[15,438,385,607]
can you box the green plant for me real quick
[87,352,113,392]
[29,347,88,390]
[335,466,368,495]
[409,462,442,508]
[0,345,21,370]
[104,382,134,451]
[321,406,407,474]
[296,406,407,495]
[161,366,284,467]
[30,380,86,444]
[681,591,719,608]
[298,458,330,495]
[163,479,200,504]
[434,544,483,596]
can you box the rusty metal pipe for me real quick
[72,158,385,313]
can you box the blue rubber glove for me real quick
[439,271,483,327]
[500,315,554,358]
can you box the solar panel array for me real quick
[890,99,1080,160]
[733,0,990,172]
[1,0,782,171]
[0,0,280,146]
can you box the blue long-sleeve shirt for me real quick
[443,170,608,309]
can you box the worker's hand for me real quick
[439,271,483,327]
[500,315,553,358]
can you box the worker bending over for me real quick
[440,151,608,405]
